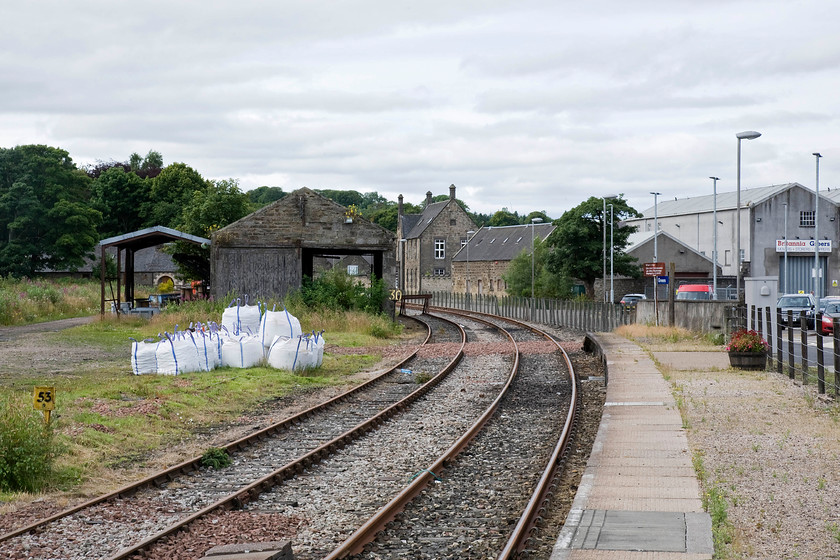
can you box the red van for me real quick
[676,284,714,301]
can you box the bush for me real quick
[200,447,232,470]
[294,269,388,313]
[0,395,62,492]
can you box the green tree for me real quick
[142,163,209,227]
[0,145,101,276]
[488,208,520,227]
[524,211,552,224]
[248,186,286,207]
[545,196,641,298]
[502,237,572,299]
[90,166,150,238]
[169,178,251,280]
[316,189,365,208]
[129,150,163,178]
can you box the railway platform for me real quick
[550,332,714,559]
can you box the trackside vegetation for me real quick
[0,276,406,498]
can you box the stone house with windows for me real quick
[398,185,478,294]
[451,223,555,296]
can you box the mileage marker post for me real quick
[33,386,55,425]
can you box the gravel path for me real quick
[659,351,840,559]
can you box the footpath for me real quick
[550,332,724,559]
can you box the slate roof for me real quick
[452,223,556,262]
[403,200,450,239]
[637,183,812,217]
[626,230,714,264]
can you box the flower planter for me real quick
[728,351,767,370]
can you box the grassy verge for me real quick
[0,297,411,502]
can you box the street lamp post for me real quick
[466,230,475,304]
[609,204,614,303]
[602,195,617,302]
[783,203,788,293]
[531,217,543,320]
[736,130,761,301]
[814,152,822,300]
[650,192,662,325]
[710,177,719,299]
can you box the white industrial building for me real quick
[625,183,840,297]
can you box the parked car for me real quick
[819,301,840,335]
[675,284,713,301]
[777,293,816,328]
[619,293,646,310]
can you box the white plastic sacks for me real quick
[266,331,325,371]
[220,334,264,369]
[222,297,261,335]
[259,307,302,349]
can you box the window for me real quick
[434,238,445,259]
[739,249,745,263]
[800,211,815,227]
[347,265,359,276]
[461,237,468,248]
[433,267,446,276]
[724,250,731,266]
[450,219,456,225]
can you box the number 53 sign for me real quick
[34,386,55,424]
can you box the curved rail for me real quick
[323,311,520,559]
[104,316,468,560]
[0,315,432,544]
[358,304,580,560]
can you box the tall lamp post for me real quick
[650,191,662,325]
[531,217,543,320]
[783,203,788,293]
[736,130,761,301]
[466,230,475,299]
[602,194,617,302]
[813,152,823,300]
[608,204,614,303]
[710,177,719,299]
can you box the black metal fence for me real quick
[748,305,840,397]
[429,292,632,332]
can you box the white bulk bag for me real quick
[156,333,202,375]
[131,339,160,375]
[194,331,221,371]
[220,334,264,368]
[266,336,302,371]
[259,308,302,349]
[222,298,262,335]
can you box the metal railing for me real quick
[747,305,840,397]
[429,292,631,332]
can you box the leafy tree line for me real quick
[0,144,642,297]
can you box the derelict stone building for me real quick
[210,187,397,304]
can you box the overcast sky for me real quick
[2,1,838,218]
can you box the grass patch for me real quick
[616,324,724,352]
[2,298,406,497]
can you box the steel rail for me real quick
[404,304,581,559]
[103,317,468,560]
[0,314,433,544]
[322,311,520,559]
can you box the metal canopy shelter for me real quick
[99,226,210,314]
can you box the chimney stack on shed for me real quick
[426,191,433,206]
[449,184,456,200]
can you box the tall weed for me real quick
[0,394,63,492]
[0,277,100,325]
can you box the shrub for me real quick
[0,395,62,492]
[200,447,232,470]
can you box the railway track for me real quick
[0,313,467,560]
[1,309,583,560]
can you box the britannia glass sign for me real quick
[775,239,831,252]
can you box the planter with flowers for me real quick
[726,329,769,370]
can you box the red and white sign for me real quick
[776,239,831,253]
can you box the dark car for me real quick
[777,293,816,328]
[620,293,646,310]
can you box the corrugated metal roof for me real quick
[637,183,809,217]
[99,226,209,251]
[452,223,556,262]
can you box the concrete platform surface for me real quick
[550,333,713,560]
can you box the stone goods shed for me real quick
[210,187,397,303]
